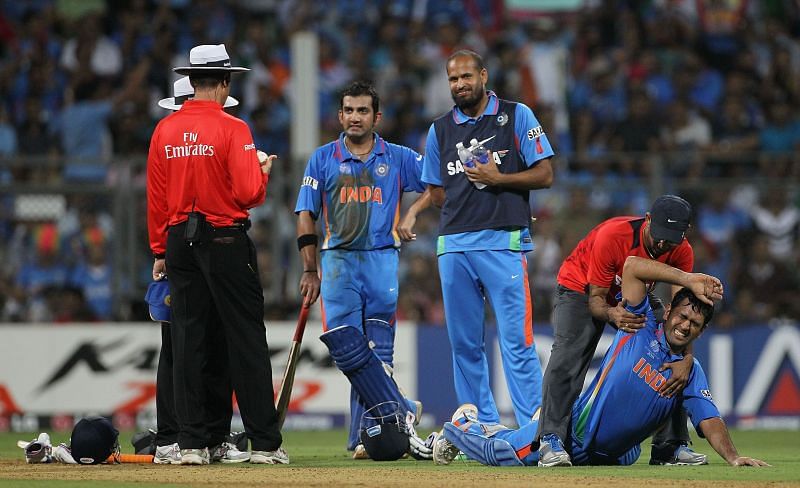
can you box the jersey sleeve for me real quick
[586,227,623,289]
[228,120,267,209]
[146,126,168,256]
[398,145,426,193]
[680,360,721,438]
[294,150,324,219]
[514,103,555,167]
[421,124,442,186]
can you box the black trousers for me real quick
[155,317,233,448]
[166,222,281,451]
[537,286,690,450]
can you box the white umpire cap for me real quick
[157,77,239,111]
[173,44,250,75]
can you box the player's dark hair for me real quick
[447,49,485,71]
[670,287,714,326]
[340,81,380,113]
[189,71,231,90]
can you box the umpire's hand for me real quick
[152,258,166,281]
[299,270,320,307]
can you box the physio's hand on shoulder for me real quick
[152,259,166,281]
[397,212,417,241]
[257,150,276,175]
[299,270,320,307]
[686,273,724,305]
[732,456,770,467]
[658,355,693,397]
[465,151,501,186]
[609,299,646,332]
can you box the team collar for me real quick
[333,133,386,162]
[656,324,685,362]
[452,91,499,125]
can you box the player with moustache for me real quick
[295,81,432,459]
[438,257,769,468]
[422,49,553,429]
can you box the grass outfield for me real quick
[0,429,797,487]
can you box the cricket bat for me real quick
[275,304,310,428]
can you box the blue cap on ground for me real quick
[144,280,170,323]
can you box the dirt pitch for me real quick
[0,461,794,488]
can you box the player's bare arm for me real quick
[397,187,433,242]
[588,285,645,332]
[297,210,320,307]
[699,417,770,466]
[428,185,445,208]
[621,256,723,308]
[465,155,553,190]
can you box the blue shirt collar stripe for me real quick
[335,132,385,162]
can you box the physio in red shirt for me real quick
[536,195,709,468]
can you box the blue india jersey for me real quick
[294,133,425,250]
[422,92,554,256]
[570,295,720,464]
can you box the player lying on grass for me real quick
[436,256,769,467]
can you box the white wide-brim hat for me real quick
[173,44,250,75]
[158,76,239,110]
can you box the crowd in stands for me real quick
[0,0,798,326]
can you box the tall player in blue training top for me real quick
[422,49,553,428]
[295,81,432,459]
[438,256,769,468]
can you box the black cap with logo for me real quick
[649,195,692,244]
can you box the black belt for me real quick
[213,219,251,231]
[170,218,251,231]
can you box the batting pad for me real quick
[320,326,409,414]
[443,422,523,467]
[365,319,395,365]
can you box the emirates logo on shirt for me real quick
[165,132,215,159]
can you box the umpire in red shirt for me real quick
[147,44,285,465]
[537,195,707,467]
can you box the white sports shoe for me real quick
[153,443,181,465]
[250,447,289,465]
[432,431,461,465]
[211,442,250,463]
[180,447,210,465]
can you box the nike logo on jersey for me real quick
[389,288,396,292]
[667,219,678,223]
[416,154,423,161]
[511,274,519,279]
